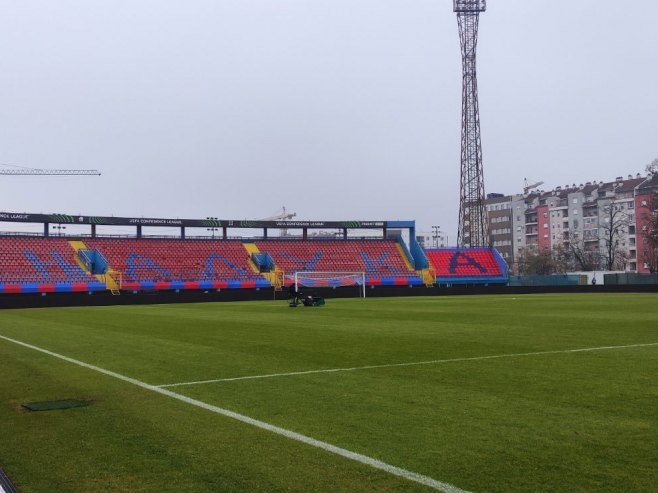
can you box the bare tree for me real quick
[562,231,600,271]
[638,193,658,273]
[516,246,557,275]
[550,242,573,273]
[646,157,658,175]
[599,202,630,271]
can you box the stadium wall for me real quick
[1,284,657,310]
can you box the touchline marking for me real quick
[158,342,658,388]
[0,334,468,493]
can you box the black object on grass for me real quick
[22,399,90,412]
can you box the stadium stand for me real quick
[254,239,422,286]
[0,235,509,294]
[83,238,268,289]
[425,247,508,284]
[0,236,104,293]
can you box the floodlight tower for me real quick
[454,0,488,247]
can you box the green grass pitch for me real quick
[1,293,657,492]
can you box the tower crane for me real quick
[258,206,297,237]
[0,164,100,176]
[258,206,296,221]
[523,178,544,194]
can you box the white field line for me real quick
[0,334,468,493]
[157,342,658,388]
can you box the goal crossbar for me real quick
[293,271,366,298]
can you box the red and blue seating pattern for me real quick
[83,238,270,291]
[254,239,422,286]
[0,237,104,293]
[0,236,508,294]
[425,247,508,284]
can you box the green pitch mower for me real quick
[289,295,325,307]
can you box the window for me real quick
[573,209,578,215]
[629,201,634,209]
[573,220,579,229]
[573,198,578,204]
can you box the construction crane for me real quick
[258,206,297,237]
[0,165,100,176]
[258,206,296,222]
[523,178,544,194]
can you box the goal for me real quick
[292,271,366,298]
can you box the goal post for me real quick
[293,271,366,298]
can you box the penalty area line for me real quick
[0,334,469,493]
[157,341,658,388]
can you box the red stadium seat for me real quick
[84,238,262,283]
[254,239,414,279]
[0,237,98,284]
[426,248,504,278]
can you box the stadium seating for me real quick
[254,239,420,285]
[0,236,509,293]
[0,236,98,285]
[83,238,264,283]
[425,247,508,284]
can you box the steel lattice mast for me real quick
[455,0,487,247]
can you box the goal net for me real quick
[293,271,366,298]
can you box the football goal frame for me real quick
[293,271,366,298]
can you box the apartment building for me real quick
[485,173,658,273]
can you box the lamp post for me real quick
[206,217,219,239]
[432,225,448,248]
[432,225,440,248]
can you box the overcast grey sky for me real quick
[0,0,656,239]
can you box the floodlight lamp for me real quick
[453,0,486,13]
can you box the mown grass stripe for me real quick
[156,341,658,388]
[0,334,469,493]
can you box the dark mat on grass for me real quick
[22,399,89,412]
